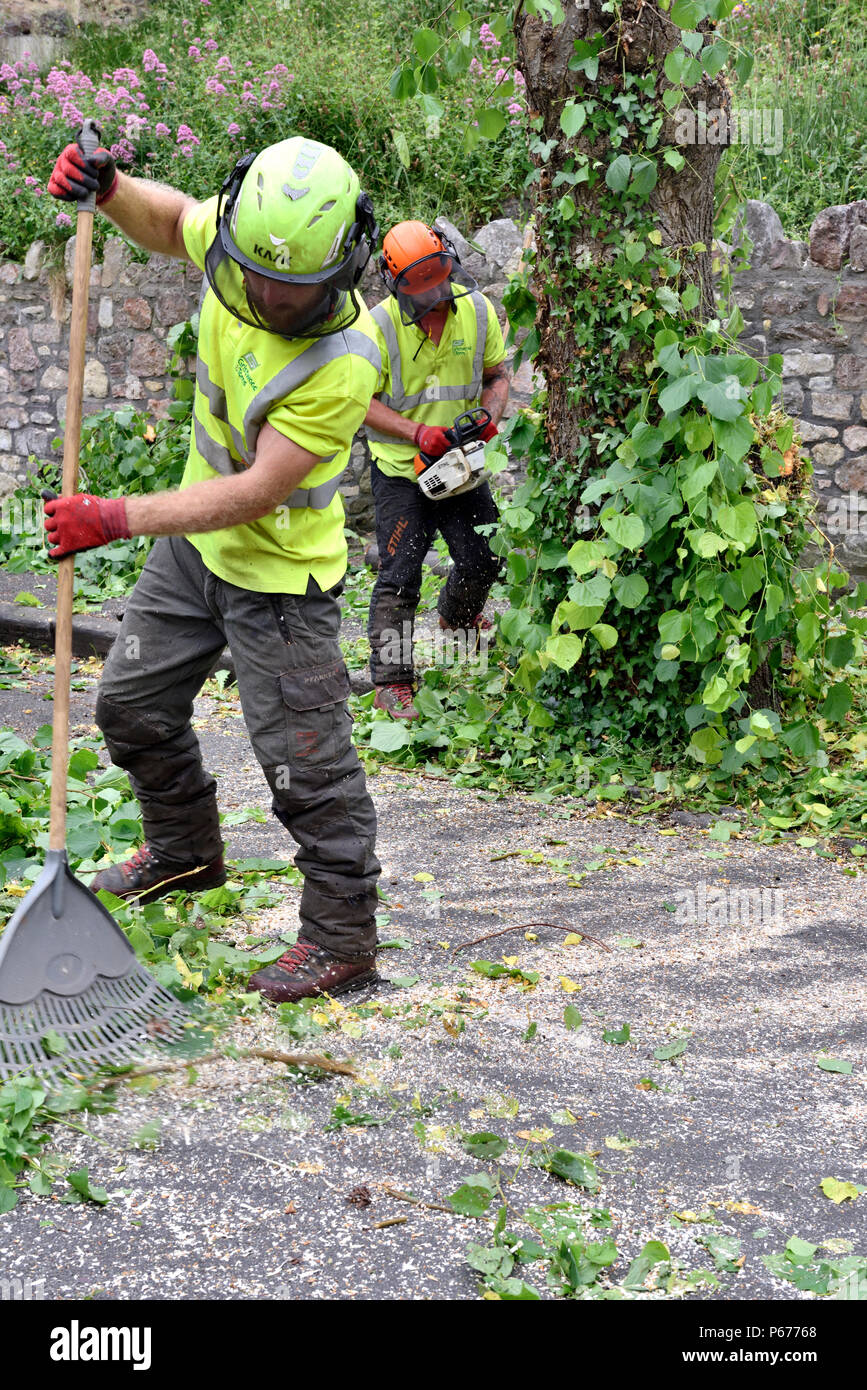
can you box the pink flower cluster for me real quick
[142,49,168,82]
[469,27,526,127]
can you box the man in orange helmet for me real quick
[364,221,510,718]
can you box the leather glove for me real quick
[47,141,118,206]
[479,421,499,443]
[413,424,455,459]
[42,489,131,560]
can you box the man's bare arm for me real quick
[480,361,511,426]
[100,172,197,262]
[124,423,321,536]
[363,396,420,444]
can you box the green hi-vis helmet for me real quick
[205,136,378,339]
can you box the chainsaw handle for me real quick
[451,407,491,448]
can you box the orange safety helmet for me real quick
[379,220,477,326]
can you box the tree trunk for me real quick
[516,0,731,474]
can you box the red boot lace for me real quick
[124,844,157,877]
[389,683,415,708]
[274,940,319,975]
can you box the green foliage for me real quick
[762,1237,867,1297]
[718,0,867,237]
[0,1075,114,1215]
[0,0,530,264]
[376,5,867,844]
[0,721,295,1005]
[0,320,195,607]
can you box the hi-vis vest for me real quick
[180,196,381,595]
[366,291,496,481]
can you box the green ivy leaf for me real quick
[612,573,649,608]
[659,374,699,414]
[560,101,587,138]
[448,1173,495,1217]
[605,154,632,192]
[462,1132,508,1160]
[542,1148,600,1191]
[478,107,506,140]
[630,158,658,196]
[816,1056,852,1075]
[820,683,852,723]
[545,634,584,671]
[64,1167,109,1206]
[590,624,618,650]
[412,28,440,63]
[369,721,412,753]
[390,64,417,100]
[671,0,703,26]
[603,1022,631,1044]
[702,40,730,77]
[600,512,645,550]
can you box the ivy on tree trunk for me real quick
[516,0,729,473]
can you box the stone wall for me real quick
[731,199,867,578]
[4,201,865,569]
[0,220,534,533]
[0,235,200,489]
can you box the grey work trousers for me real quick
[95,535,380,958]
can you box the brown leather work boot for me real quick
[373,683,419,720]
[90,843,226,905]
[247,939,378,1004]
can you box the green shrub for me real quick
[0,0,530,264]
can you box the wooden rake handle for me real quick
[49,120,100,853]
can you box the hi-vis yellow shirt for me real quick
[180,197,381,593]
[365,291,506,480]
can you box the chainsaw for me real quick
[413,407,493,500]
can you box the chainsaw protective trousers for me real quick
[367,461,501,685]
[95,536,379,957]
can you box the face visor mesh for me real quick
[389,253,478,327]
[204,232,362,339]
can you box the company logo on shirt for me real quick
[452,338,472,357]
[236,352,258,389]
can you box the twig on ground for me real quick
[451,921,613,956]
[93,1047,358,1089]
[382,1184,455,1214]
[372,1216,409,1230]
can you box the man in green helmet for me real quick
[45,132,383,1002]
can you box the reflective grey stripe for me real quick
[371,302,405,407]
[196,357,228,421]
[195,414,340,508]
[469,291,487,401]
[194,413,244,477]
[282,469,347,511]
[196,328,380,509]
[367,294,488,431]
[242,329,382,458]
[196,358,248,459]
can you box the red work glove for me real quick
[413,424,454,459]
[42,490,131,560]
[480,421,499,443]
[47,141,118,206]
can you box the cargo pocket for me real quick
[279,659,352,768]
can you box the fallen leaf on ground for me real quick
[819,1177,860,1205]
